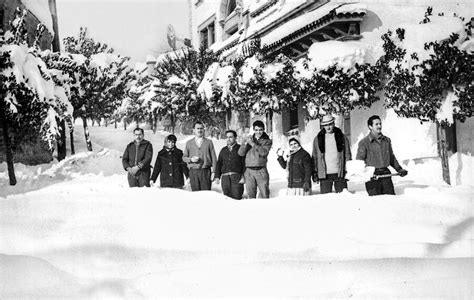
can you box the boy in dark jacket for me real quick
[122,128,153,187]
[150,134,189,188]
[238,120,272,198]
[215,130,245,200]
[277,137,312,196]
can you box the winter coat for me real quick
[356,133,402,171]
[312,127,351,179]
[151,147,189,188]
[238,132,272,167]
[122,139,153,174]
[215,143,245,178]
[183,137,217,170]
[278,148,312,188]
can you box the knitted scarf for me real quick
[317,127,344,153]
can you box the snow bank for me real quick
[0,125,473,298]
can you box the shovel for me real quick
[372,172,401,180]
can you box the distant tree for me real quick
[63,27,134,151]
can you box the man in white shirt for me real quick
[183,121,217,191]
[312,115,351,193]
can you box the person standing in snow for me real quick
[183,121,217,191]
[150,134,189,189]
[238,120,272,198]
[214,130,245,200]
[356,115,408,196]
[122,127,153,187]
[312,115,351,193]
[277,137,312,196]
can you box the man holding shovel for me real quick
[356,115,408,196]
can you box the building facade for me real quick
[1,0,55,164]
[191,0,473,162]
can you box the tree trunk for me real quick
[105,119,108,127]
[69,128,75,155]
[266,110,273,133]
[56,118,67,161]
[82,116,93,151]
[171,114,175,134]
[152,114,158,134]
[225,108,232,130]
[124,118,127,131]
[1,115,17,186]
[114,118,117,129]
[436,122,452,185]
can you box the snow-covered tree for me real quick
[380,9,473,184]
[151,48,223,133]
[63,27,134,151]
[0,8,72,185]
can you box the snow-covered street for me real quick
[0,125,472,298]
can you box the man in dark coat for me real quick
[277,137,312,196]
[122,127,153,187]
[214,130,245,200]
[150,134,189,188]
[312,115,351,193]
[356,115,408,196]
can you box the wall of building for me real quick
[192,0,226,49]
[456,118,474,155]
[1,0,53,50]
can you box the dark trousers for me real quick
[221,173,244,200]
[128,171,150,187]
[320,173,347,194]
[245,167,270,198]
[365,167,395,196]
[189,168,211,191]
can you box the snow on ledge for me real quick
[335,3,367,15]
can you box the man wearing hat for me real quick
[312,115,352,193]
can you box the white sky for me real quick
[56,0,190,64]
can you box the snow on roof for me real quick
[260,2,341,47]
[209,31,240,53]
[334,3,367,15]
[20,0,54,34]
[306,40,372,71]
[243,0,316,41]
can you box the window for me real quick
[226,0,236,16]
[198,15,216,49]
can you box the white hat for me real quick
[320,115,335,126]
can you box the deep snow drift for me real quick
[0,124,473,298]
